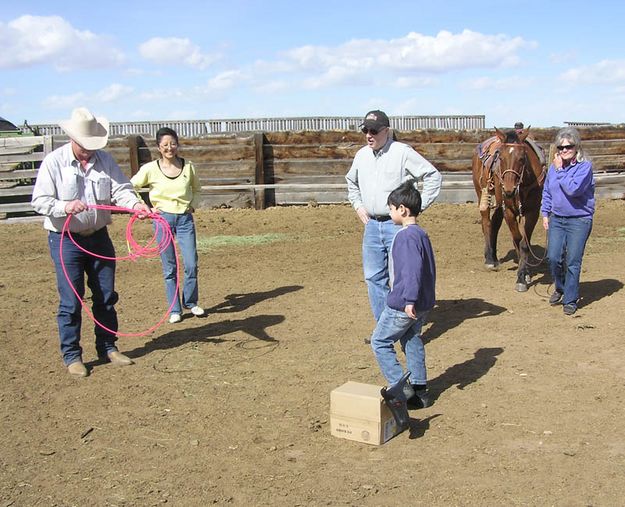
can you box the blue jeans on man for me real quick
[547,215,593,309]
[370,307,428,388]
[48,228,119,365]
[156,211,199,314]
[362,218,402,321]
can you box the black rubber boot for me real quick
[380,371,411,431]
[403,384,430,410]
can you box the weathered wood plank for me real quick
[0,136,47,150]
[0,202,35,213]
[0,185,33,196]
[0,169,38,180]
[0,152,45,163]
[195,161,256,179]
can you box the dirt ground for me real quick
[2,199,625,506]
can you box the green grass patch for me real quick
[196,233,289,251]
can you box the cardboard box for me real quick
[330,381,401,445]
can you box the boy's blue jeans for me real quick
[48,228,119,365]
[370,306,428,387]
[156,212,199,314]
[362,219,401,321]
[547,215,593,308]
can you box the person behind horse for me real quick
[541,127,595,316]
[515,121,546,168]
[345,110,442,336]
[31,107,152,377]
[370,180,435,410]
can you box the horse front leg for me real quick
[518,208,540,289]
[503,208,527,292]
[483,207,503,270]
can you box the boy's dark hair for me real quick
[387,180,422,216]
[155,127,179,145]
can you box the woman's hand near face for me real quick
[553,152,563,170]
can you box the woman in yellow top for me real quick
[131,127,204,323]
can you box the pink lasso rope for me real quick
[61,204,179,337]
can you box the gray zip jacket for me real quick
[345,137,442,216]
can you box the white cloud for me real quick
[0,15,125,71]
[42,92,87,110]
[560,60,625,85]
[42,84,133,110]
[253,80,290,94]
[200,70,247,92]
[95,84,134,102]
[461,75,533,90]
[137,88,185,101]
[549,51,577,65]
[139,37,219,70]
[302,65,363,89]
[394,76,438,88]
[284,30,533,75]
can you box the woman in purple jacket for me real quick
[541,127,595,315]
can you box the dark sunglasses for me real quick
[556,144,575,151]
[361,127,385,135]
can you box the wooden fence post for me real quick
[128,135,140,176]
[254,133,266,210]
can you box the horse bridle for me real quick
[493,142,528,202]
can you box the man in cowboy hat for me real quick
[345,110,441,349]
[32,107,151,378]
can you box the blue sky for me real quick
[2,0,624,128]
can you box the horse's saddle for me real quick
[479,136,546,168]
[478,137,500,176]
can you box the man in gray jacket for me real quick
[346,110,442,333]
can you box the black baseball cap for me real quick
[360,110,390,130]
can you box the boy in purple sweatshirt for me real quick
[370,180,436,410]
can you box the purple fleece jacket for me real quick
[541,160,595,218]
[387,224,436,312]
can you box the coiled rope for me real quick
[60,204,179,337]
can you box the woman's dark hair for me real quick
[387,180,422,216]
[155,127,179,146]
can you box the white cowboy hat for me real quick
[58,107,109,150]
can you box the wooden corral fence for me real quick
[32,115,486,138]
[127,125,625,209]
[0,135,52,217]
[2,125,625,219]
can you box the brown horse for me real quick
[472,128,546,291]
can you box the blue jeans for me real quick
[157,212,199,314]
[48,228,119,365]
[370,306,428,387]
[547,215,593,308]
[362,219,401,321]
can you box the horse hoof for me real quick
[515,283,528,292]
[485,263,499,271]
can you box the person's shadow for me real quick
[531,275,623,308]
[408,414,442,439]
[206,285,303,314]
[428,347,504,404]
[578,279,623,306]
[424,299,507,343]
[121,285,305,360]
[122,313,285,361]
